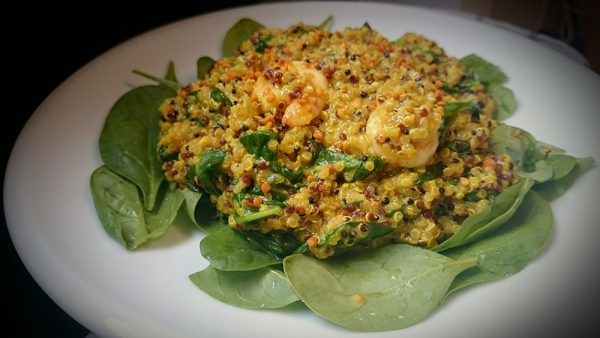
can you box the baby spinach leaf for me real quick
[517,160,554,182]
[414,162,444,186]
[239,131,276,161]
[91,166,148,249]
[239,131,302,182]
[91,166,183,249]
[487,83,515,121]
[244,231,303,260]
[491,124,581,184]
[433,178,534,252]
[196,193,228,233]
[189,266,299,309]
[146,182,184,239]
[197,56,215,79]
[534,157,595,201]
[318,15,334,31]
[443,74,480,93]
[187,149,227,196]
[254,33,272,53]
[222,18,264,57]
[99,85,176,210]
[180,188,226,233]
[131,69,181,92]
[545,154,577,181]
[200,226,280,271]
[314,150,384,182]
[269,163,303,182]
[179,188,202,228]
[490,124,548,174]
[233,206,282,225]
[164,60,178,83]
[319,221,393,256]
[460,54,507,85]
[283,244,476,331]
[443,190,552,297]
[439,101,479,139]
[448,140,470,153]
[444,55,516,120]
[209,87,233,106]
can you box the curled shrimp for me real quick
[282,61,328,127]
[253,61,328,127]
[365,104,441,168]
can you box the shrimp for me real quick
[282,61,328,127]
[364,103,441,168]
[253,61,328,128]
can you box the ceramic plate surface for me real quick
[5,2,600,337]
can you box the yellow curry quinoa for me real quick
[157,23,516,258]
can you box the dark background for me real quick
[2,1,597,337]
[1,3,258,337]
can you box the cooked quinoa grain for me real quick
[158,23,516,258]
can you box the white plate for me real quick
[5,2,600,337]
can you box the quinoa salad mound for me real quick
[157,22,515,258]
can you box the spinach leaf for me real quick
[179,188,202,228]
[433,178,534,252]
[200,226,281,271]
[545,154,577,181]
[490,124,579,183]
[240,131,303,182]
[189,266,299,309]
[458,55,516,120]
[443,190,552,297]
[448,140,470,153]
[235,188,286,208]
[533,157,595,201]
[222,18,264,57]
[245,231,303,259]
[489,124,551,171]
[164,60,178,83]
[99,85,176,210]
[314,150,384,182]
[439,101,479,138]
[91,166,148,249]
[209,87,233,106]
[443,75,480,93]
[233,206,283,225]
[197,193,227,232]
[517,160,554,182]
[414,162,444,186]
[254,33,272,53]
[239,131,276,160]
[179,188,225,233]
[131,69,181,92]
[145,182,184,239]
[91,166,183,249]
[487,83,516,121]
[283,244,476,331]
[318,15,334,31]
[318,221,393,256]
[460,54,507,85]
[270,163,303,182]
[197,56,215,79]
[186,149,226,196]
